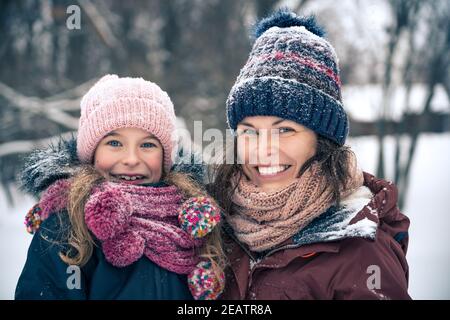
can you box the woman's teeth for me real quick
[257,165,289,175]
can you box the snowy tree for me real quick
[0,0,448,209]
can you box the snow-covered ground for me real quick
[0,190,34,300]
[1,134,449,299]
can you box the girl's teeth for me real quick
[117,175,143,181]
[257,166,288,175]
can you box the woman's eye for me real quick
[238,128,258,136]
[107,140,122,147]
[142,142,157,148]
[278,127,294,134]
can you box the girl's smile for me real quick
[109,173,149,185]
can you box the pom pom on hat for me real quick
[178,196,221,238]
[188,260,225,300]
[253,8,325,39]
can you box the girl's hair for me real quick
[59,165,101,266]
[59,165,102,266]
[210,134,355,217]
[59,166,227,281]
[164,171,227,281]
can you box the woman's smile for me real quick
[252,164,293,180]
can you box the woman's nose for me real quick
[253,130,280,165]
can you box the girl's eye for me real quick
[142,142,157,148]
[107,140,122,147]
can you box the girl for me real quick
[16,75,225,300]
[211,10,411,300]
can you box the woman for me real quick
[211,9,410,300]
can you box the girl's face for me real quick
[236,116,317,192]
[94,127,163,185]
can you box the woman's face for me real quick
[236,116,317,192]
[94,127,164,185]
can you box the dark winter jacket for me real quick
[15,137,204,300]
[16,211,192,300]
[221,172,411,300]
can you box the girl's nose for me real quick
[121,151,140,167]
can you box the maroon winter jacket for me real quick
[221,172,411,300]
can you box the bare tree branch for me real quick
[0,131,76,157]
[77,0,123,51]
[0,82,80,129]
[45,78,98,102]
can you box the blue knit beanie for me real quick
[226,9,348,145]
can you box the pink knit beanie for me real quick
[77,74,176,172]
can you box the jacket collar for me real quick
[223,226,341,299]
[223,220,341,266]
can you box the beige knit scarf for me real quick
[228,157,364,252]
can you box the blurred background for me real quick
[0,0,449,299]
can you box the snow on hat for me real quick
[77,74,176,172]
[226,9,349,145]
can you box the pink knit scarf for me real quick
[84,182,204,273]
[33,179,224,299]
[228,159,364,252]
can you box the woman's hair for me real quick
[59,166,226,281]
[210,134,356,217]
